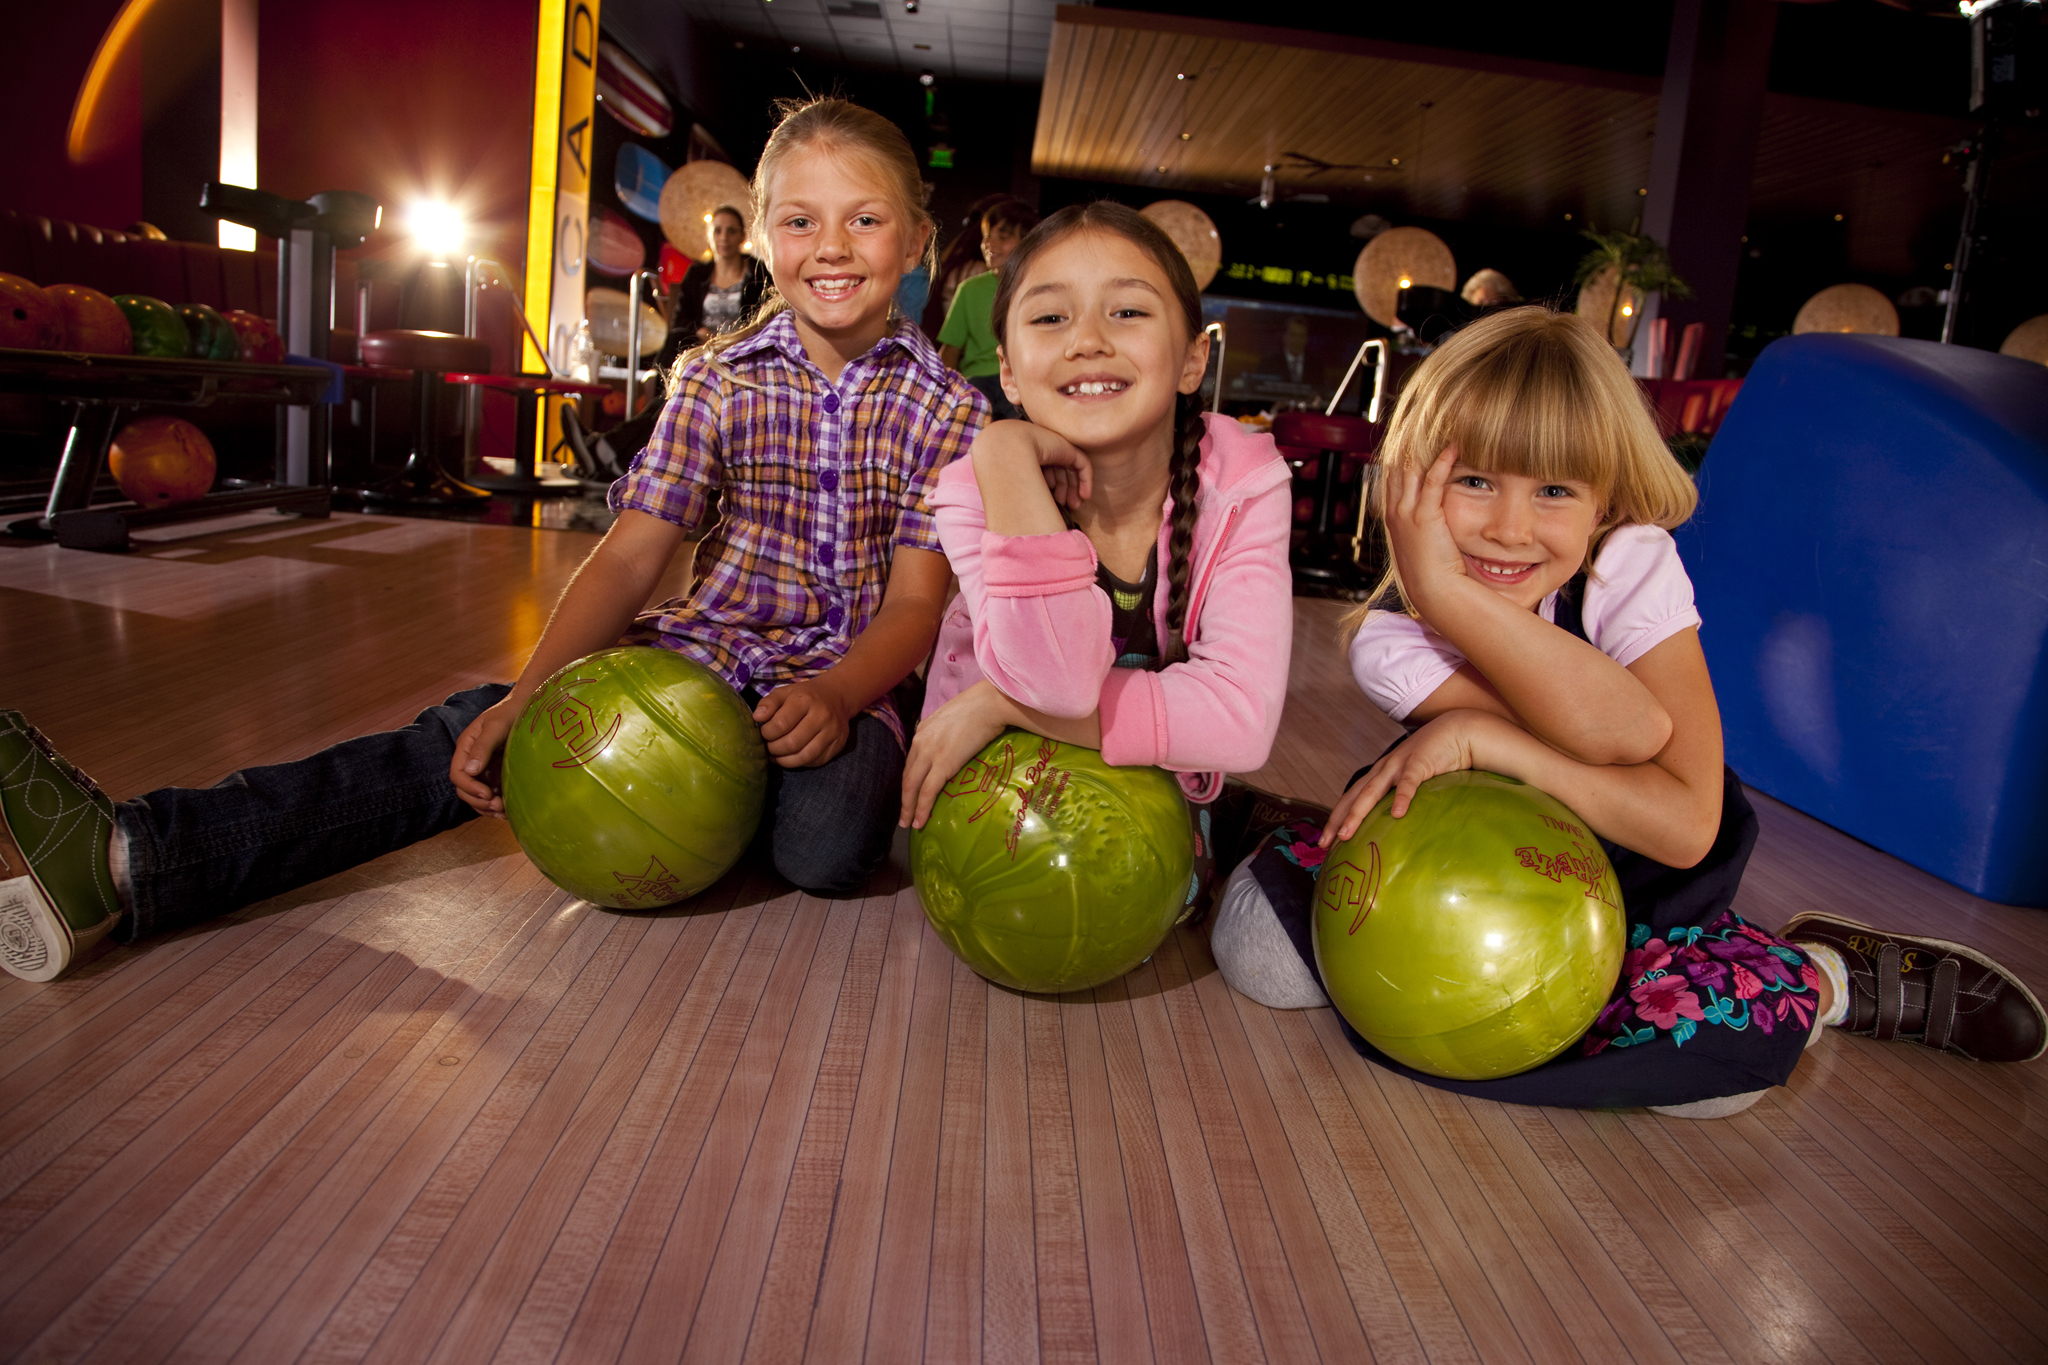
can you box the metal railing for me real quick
[1327,339,1388,420]
[462,256,559,469]
[1203,321,1226,415]
[624,268,664,419]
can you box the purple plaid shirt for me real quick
[609,310,987,744]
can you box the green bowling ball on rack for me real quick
[1313,770,1626,1081]
[112,295,189,358]
[502,648,767,910]
[911,730,1193,994]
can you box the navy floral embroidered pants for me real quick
[1247,764,1817,1109]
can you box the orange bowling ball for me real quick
[110,417,217,507]
[44,284,132,354]
[0,273,64,349]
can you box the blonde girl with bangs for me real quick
[0,97,988,984]
[1211,306,2045,1114]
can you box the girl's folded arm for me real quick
[1330,630,1722,867]
[935,469,1113,719]
[1411,584,1671,764]
[1098,483,1294,774]
[1464,630,1721,866]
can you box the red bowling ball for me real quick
[44,284,132,354]
[109,417,218,507]
[0,273,64,350]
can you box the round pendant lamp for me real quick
[1140,200,1222,290]
[1999,314,2048,365]
[1355,227,1455,328]
[1792,283,1899,336]
[659,161,753,260]
[1575,265,1644,348]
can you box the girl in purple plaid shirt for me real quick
[0,98,985,980]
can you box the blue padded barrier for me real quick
[1674,335,2048,906]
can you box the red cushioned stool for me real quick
[1272,410,1381,599]
[358,329,494,508]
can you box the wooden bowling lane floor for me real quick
[2,512,2046,1363]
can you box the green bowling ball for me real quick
[112,295,189,358]
[502,648,767,910]
[1313,770,1625,1081]
[911,730,1193,994]
[177,303,239,361]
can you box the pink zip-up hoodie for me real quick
[922,412,1295,803]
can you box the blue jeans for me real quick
[115,682,905,942]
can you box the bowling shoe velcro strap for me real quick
[1783,912,2047,1064]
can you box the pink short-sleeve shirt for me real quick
[1350,523,1703,721]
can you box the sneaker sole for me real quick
[0,812,75,983]
[1783,911,2048,1063]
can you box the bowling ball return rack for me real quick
[0,346,343,553]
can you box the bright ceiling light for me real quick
[409,200,464,260]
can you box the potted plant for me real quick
[1574,222,1692,357]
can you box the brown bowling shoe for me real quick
[1783,913,2047,1063]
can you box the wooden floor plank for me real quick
[1090,973,1212,1365]
[1023,991,1099,1364]
[981,984,1040,1365]
[671,891,879,1365]
[1148,934,1323,1363]
[1225,988,1427,1364]
[610,893,849,1365]
[384,894,739,1364]
[1058,986,1154,1365]
[485,888,774,1365]
[209,890,612,1364]
[924,952,990,1365]
[1119,957,1267,1365]
[4,533,2046,1365]
[551,893,801,1362]
[859,899,957,1365]
[2,855,559,1351]
[797,887,925,1365]
[65,866,564,1365]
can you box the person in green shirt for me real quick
[938,198,1039,419]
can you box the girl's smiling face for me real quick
[760,144,927,356]
[1438,457,1604,610]
[996,229,1208,456]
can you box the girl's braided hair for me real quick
[991,201,1210,663]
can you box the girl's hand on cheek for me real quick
[755,681,852,769]
[1320,711,1480,845]
[900,682,1012,829]
[974,421,1093,500]
[1385,443,1469,606]
[1042,463,1086,511]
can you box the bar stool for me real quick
[357,329,493,508]
[446,372,612,494]
[1272,410,1381,598]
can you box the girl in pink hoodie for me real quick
[898,202,1294,845]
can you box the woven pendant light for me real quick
[1575,265,1643,348]
[1792,283,1899,336]
[1354,227,1455,327]
[1140,200,1222,290]
[1999,314,2048,364]
[658,161,753,260]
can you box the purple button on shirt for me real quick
[608,311,990,746]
